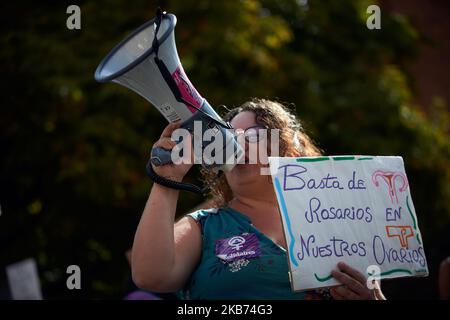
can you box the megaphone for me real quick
[95,9,244,192]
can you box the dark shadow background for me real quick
[0,0,449,299]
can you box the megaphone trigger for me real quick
[150,147,170,167]
[151,129,185,167]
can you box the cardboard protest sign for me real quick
[268,156,428,292]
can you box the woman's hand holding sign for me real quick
[330,262,386,300]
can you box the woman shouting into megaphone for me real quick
[131,98,386,300]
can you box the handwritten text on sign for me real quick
[268,156,428,292]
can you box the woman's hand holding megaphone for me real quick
[151,121,193,182]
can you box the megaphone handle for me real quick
[146,158,206,194]
[150,147,173,166]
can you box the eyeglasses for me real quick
[234,125,267,143]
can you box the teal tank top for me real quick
[178,206,331,300]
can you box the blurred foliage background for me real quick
[1,0,449,299]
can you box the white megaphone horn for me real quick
[95,9,244,192]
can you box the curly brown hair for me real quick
[200,98,323,207]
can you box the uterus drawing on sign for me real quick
[372,170,409,204]
[385,225,414,248]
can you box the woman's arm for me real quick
[131,122,201,292]
[132,184,202,292]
